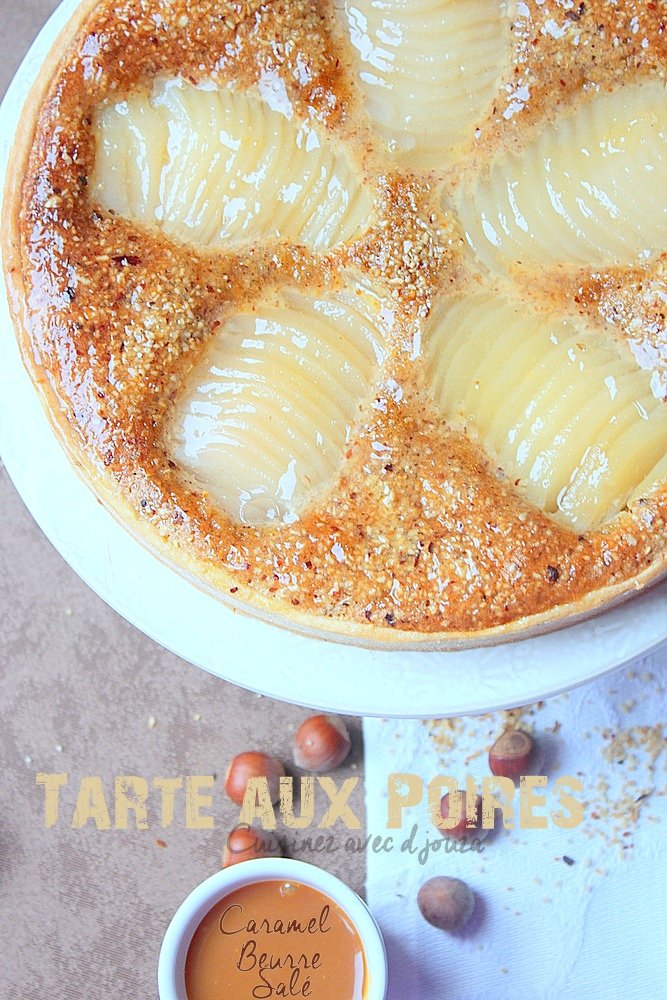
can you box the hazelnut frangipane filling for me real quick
[92,78,373,251]
[426,292,667,532]
[165,280,392,526]
[336,0,513,169]
[458,80,667,272]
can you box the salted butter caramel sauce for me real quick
[184,880,366,1000]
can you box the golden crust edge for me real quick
[1,0,666,653]
[2,0,102,361]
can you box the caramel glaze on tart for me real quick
[4,0,667,647]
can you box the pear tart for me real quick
[4,0,667,648]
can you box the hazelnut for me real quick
[418,877,475,932]
[223,824,283,868]
[224,751,285,806]
[436,790,484,840]
[293,715,352,772]
[489,729,539,780]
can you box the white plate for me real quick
[1,0,665,719]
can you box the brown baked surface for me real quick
[4,0,667,647]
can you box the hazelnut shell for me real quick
[223,824,283,868]
[437,791,485,840]
[489,729,539,780]
[293,715,352,772]
[418,877,475,932]
[224,751,285,806]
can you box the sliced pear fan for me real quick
[336,0,512,169]
[458,80,667,270]
[629,454,667,506]
[166,281,393,526]
[91,78,372,250]
[426,292,667,532]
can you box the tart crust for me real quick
[3,0,666,650]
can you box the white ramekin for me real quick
[158,858,388,1000]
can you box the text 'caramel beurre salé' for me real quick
[185,879,366,999]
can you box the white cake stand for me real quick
[1,0,665,718]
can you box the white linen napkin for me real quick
[363,644,667,1000]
